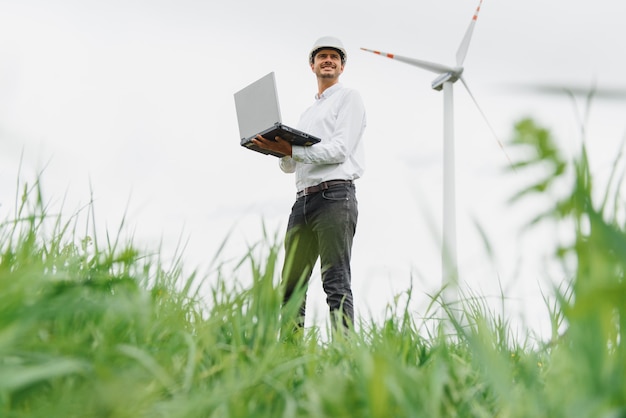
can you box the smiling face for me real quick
[310,48,344,81]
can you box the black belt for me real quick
[296,180,353,198]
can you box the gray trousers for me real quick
[282,182,358,331]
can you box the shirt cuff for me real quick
[290,145,305,162]
[279,155,296,173]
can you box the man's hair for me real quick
[310,47,346,65]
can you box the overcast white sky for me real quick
[2,0,625,339]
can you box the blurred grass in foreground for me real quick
[1,118,625,417]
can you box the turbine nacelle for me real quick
[431,68,464,91]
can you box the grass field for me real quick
[1,119,625,417]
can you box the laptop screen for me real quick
[233,72,282,141]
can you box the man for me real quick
[252,36,366,334]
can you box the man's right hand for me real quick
[252,134,293,157]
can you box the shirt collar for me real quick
[315,83,343,100]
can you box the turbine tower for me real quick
[362,0,486,306]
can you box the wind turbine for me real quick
[362,0,489,306]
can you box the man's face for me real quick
[311,48,344,80]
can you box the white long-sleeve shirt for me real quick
[279,83,366,192]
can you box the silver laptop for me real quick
[234,72,321,157]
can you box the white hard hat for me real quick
[309,36,347,64]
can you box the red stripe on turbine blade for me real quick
[473,0,482,20]
[361,48,394,59]
[374,51,394,59]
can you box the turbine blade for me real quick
[460,76,515,170]
[361,47,455,75]
[456,0,483,67]
[504,81,626,141]
[504,82,626,100]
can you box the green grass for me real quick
[1,118,626,417]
